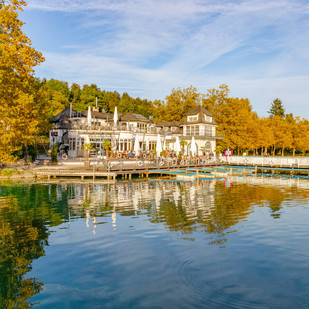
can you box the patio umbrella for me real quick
[87,106,92,125]
[156,134,163,155]
[174,136,181,154]
[134,134,140,154]
[190,136,197,156]
[113,106,118,126]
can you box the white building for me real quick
[49,105,223,157]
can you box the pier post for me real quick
[129,174,132,180]
[243,168,246,179]
[255,166,257,178]
[230,167,232,176]
[196,169,199,184]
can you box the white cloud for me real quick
[26,0,309,117]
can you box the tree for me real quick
[51,143,58,163]
[103,141,111,160]
[0,0,46,162]
[204,85,256,154]
[82,143,94,167]
[69,83,82,110]
[164,86,204,121]
[180,140,187,154]
[268,98,285,118]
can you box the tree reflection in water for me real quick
[1,177,309,306]
[0,184,62,308]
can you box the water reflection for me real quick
[1,176,309,307]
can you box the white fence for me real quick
[225,156,309,168]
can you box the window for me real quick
[69,138,76,151]
[186,126,199,136]
[188,115,198,122]
[76,138,85,150]
[205,115,212,122]
[205,126,213,136]
[149,141,156,151]
[119,139,132,151]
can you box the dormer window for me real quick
[205,115,212,122]
[188,115,198,122]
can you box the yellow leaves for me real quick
[0,0,46,162]
[163,85,204,122]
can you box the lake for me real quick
[1,177,309,308]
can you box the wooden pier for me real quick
[31,161,309,182]
[34,159,220,180]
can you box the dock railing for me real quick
[225,156,309,168]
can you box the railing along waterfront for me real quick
[225,156,309,168]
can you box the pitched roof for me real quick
[186,105,213,116]
[155,121,183,127]
[81,110,113,120]
[51,107,74,123]
[185,105,217,125]
[119,113,151,122]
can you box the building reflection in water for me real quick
[55,175,309,239]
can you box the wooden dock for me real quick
[32,162,309,181]
[35,169,117,180]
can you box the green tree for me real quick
[51,143,57,163]
[79,84,101,110]
[268,98,285,118]
[103,140,111,160]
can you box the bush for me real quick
[28,145,37,162]
[51,143,58,163]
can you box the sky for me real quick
[20,0,309,118]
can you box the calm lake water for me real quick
[1,177,309,308]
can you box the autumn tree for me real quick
[0,0,47,162]
[164,86,204,121]
[204,85,256,154]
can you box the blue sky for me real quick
[21,0,309,117]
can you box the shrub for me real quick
[28,145,37,162]
[51,143,58,163]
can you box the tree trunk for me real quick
[272,145,275,156]
[293,148,295,157]
[24,143,28,163]
[282,146,284,157]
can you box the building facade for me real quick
[49,105,223,157]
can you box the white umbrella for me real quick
[174,136,181,154]
[134,135,140,154]
[113,106,118,126]
[87,106,92,125]
[190,136,197,155]
[156,134,162,155]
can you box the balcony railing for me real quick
[68,123,184,135]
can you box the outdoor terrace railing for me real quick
[69,123,184,135]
